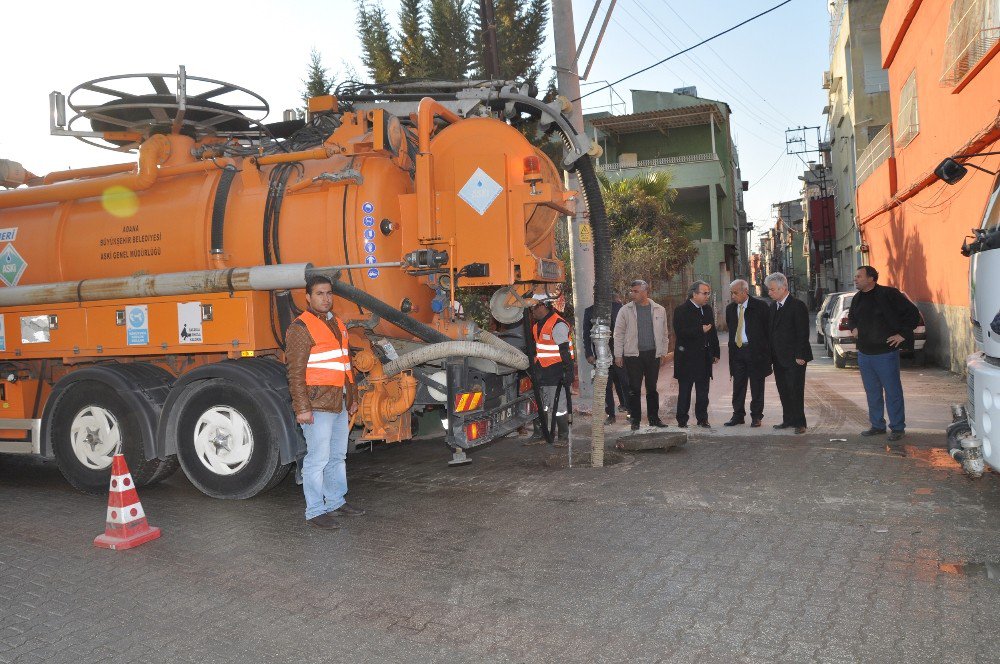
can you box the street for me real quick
[2,335,998,664]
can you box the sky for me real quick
[2,0,829,242]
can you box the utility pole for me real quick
[478,0,501,79]
[552,0,595,409]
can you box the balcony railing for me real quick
[856,124,894,187]
[598,153,718,172]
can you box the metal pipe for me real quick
[42,162,136,185]
[0,134,170,209]
[252,147,331,166]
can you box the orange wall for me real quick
[857,0,1000,307]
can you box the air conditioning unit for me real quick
[822,71,832,89]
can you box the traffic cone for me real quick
[93,454,161,550]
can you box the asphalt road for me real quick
[1,334,997,663]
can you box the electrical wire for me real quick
[749,149,788,188]
[576,0,796,102]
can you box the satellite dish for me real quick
[489,286,528,324]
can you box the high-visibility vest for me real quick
[297,311,355,387]
[532,313,575,367]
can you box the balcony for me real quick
[598,153,718,172]
[856,124,894,187]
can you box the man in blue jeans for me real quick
[847,266,921,442]
[286,275,364,528]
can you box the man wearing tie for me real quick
[765,272,812,434]
[672,280,721,428]
[724,279,772,427]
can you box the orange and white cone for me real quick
[93,454,161,550]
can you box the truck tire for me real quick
[49,380,161,493]
[173,378,288,499]
[834,349,847,369]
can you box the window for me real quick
[941,0,1000,85]
[895,71,919,147]
[867,124,887,142]
[982,174,1000,231]
[861,30,890,93]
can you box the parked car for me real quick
[827,291,927,368]
[816,291,846,344]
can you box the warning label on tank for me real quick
[0,244,27,288]
[99,224,163,261]
[177,302,203,344]
[459,168,502,216]
[0,315,6,352]
[126,305,149,346]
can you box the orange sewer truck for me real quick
[0,69,606,498]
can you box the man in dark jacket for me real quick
[724,279,771,427]
[766,272,813,434]
[673,280,721,428]
[847,265,921,441]
[584,293,630,424]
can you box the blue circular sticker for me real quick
[362,216,375,226]
[364,229,376,240]
[365,256,377,265]
[128,308,145,327]
[367,268,380,279]
[364,242,376,254]
[362,202,375,214]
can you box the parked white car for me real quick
[826,291,927,368]
[816,291,846,344]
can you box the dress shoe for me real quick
[861,427,887,437]
[773,423,791,430]
[648,419,668,428]
[630,422,640,431]
[307,513,341,529]
[794,426,807,434]
[724,417,745,427]
[887,430,905,441]
[750,419,762,428]
[697,421,711,428]
[332,502,366,517]
[604,414,616,425]
[676,422,688,428]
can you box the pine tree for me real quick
[356,2,402,84]
[301,48,333,105]
[398,0,431,80]
[472,0,548,86]
[426,0,474,80]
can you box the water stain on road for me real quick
[938,561,1000,582]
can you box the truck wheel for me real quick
[174,379,287,499]
[49,381,160,493]
[834,349,847,369]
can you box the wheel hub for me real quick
[192,405,254,476]
[70,406,122,470]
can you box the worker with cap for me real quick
[529,292,575,443]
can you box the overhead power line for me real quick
[575,0,796,102]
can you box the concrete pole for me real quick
[552,0,595,410]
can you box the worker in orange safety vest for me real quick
[529,293,575,443]
[285,275,363,529]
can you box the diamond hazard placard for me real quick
[458,168,503,216]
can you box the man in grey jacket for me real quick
[614,280,671,430]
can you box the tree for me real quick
[426,0,474,80]
[472,0,548,86]
[356,2,402,84]
[398,0,431,79]
[355,0,548,84]
[599,172,699,295]
[301,48,333,105]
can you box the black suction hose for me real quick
[571,155,611,323]
[324,276,450,343]
[210,165,237,254]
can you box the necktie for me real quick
[777,301,783,310]
[736,303,745,348]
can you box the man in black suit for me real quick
[673,280,721,428]
[765,272,813,434]
[584,293,630,424]
[724,279,771,427]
